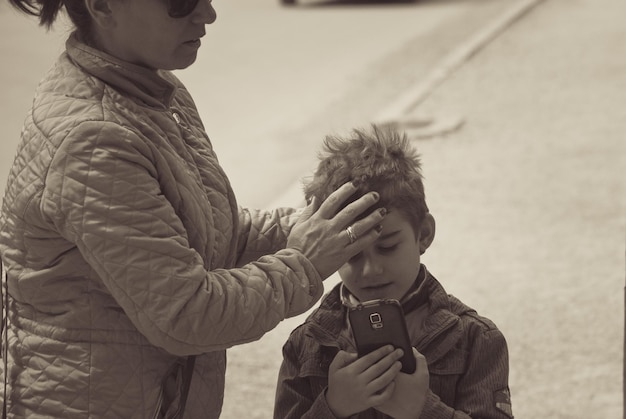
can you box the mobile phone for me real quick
[348,298,416,374]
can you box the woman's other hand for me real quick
[286,182,386,280]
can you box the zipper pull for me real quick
[172,111,181,125]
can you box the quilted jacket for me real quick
[0,33,323,418]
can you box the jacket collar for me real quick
[339,265,430,314]
[65,33,177,110]
[306,265,463,360]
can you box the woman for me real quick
[0,0,387,417]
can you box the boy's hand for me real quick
[374,348,429,419]
[326,346,403,418]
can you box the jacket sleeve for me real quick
[274,338,338,419]
[235,207,302,267]
[420,326,513,419]
[42,122,324,356]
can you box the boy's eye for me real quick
[377,244,398,253]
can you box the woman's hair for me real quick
[9,0,92,35]
[304,124,429,234]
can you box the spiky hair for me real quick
[304,124,428,233]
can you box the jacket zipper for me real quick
[171,111,181,125]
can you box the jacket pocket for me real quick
[428,347,467,406]
[155,358,187,419]
[297,352,335,397]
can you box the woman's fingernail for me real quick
[375,224,383,233]
[371,191,379,200]
[379,207,387,217]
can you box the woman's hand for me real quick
[286,182,386,280]
[326,346,404,418]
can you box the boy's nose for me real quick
[361,257,383,278]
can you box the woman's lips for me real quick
[184,39,201,48]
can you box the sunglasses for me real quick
[168,0,201,18]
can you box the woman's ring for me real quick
[346,225,358,244]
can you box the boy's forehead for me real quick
[378,209,413,235]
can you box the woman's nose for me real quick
[192,0,217,24]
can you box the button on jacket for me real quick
[275,266,513,419]
[0,33,323,418]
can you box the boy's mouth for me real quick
[363,283,391,291]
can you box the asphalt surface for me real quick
[223,0,626,418]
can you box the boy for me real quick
[274,125,513,419]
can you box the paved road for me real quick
[181,0,517,208]
[408,1,624,417]
[223,0,626,418]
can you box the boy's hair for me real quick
[304,124,429,234]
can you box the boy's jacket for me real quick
[275,266,513,419]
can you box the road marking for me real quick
[374,0,546,125]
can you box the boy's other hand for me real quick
[374,348,429,419]
[325,346,403,418]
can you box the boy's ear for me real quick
[84,0,117,28]
[418,213,436,255]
